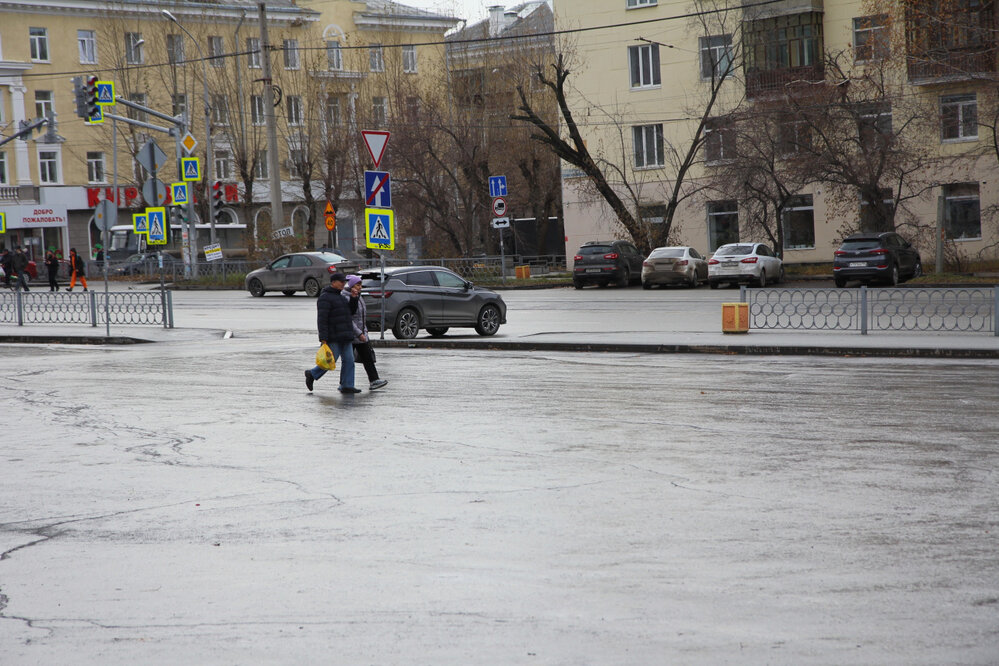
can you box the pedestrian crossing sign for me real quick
[181,157,201,182]
[0,212,5,233]
[85,105,103,125]
[96,82,115,105]
[171,182,188,205]
[146,207,167,245]
[364,207,395,250]
[132,212,148,235]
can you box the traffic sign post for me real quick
[364,170,392,208]
[170,182,189,205]
[146,207,168,245]
[324,200,337,248]
[489,175,508,198]
[133,212,148,235]
[361,130,390,168]
[181,157,201,181]
[95,82,115,106]
[492,197,507,218]
[364,208,395,250]
[0,212,6,233]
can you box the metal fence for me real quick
[742,286,998,336]
[0,289,173,328]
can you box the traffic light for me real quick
[169,205,185,228]
[85,76,99,118]
[72,76,88,119]
[211,180,224,224]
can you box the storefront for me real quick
[0,203,69,261]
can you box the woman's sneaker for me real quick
[369,379,388,390]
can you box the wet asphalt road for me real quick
[1,289,998,664]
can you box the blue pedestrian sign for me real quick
[181,157,201,182]
[0,212,5,233]
[146,207,167,245]
[85,105,103,125]
[489,175,507,198]
[96,81,115,105]
[364,207,395,250]
[171,182,188,205]
[132,212,148,235]
[364,170,392,208]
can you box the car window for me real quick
[434,270,466,288]
[623,243,639,256]
[757,245,771,257]
[840,240,879,251]
[270,257,291,269]
[404,271,436,286]
[579,245,611,255]
[289,255,311,268]
[650,248,684,259]
[715,244,753,255]
[690,249,702,259]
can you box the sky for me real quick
[401,0,492,24]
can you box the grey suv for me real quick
[572,240,645,288]
[359,266,507,340]
[833,232,922,287]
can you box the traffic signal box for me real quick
[211,181,224,224]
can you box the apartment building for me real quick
[0,0,457,262]
[553,0,998,267]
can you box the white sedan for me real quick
[708,243,784,288]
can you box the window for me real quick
[853,15,888,61]
[254,150,268,179]
[78,30,97,64]
[639,204,666,225]
[214,150,232,180]
[628,43,660,88]
[941,94,977,140]
[30,27,49,61]
[0,152,8,184]
[126,32,144,64]
[626,0,657,7]
[212,95,229,125]
[777,116,809,155]
[708,201,739,251]
[325,94,342,126]
[247,37,261,68]
[283,39,300,69]
[433,270,466,288]
[289,149,305,178]
[209,36,224,67]
[859,188,894,231]
[633,124,664,167]
[327,40,342,70]
[402,44,417,73]
[704,118,736,162]
[172,94,187,119]
[166,34,184,64]
[405,96,420,123]
[858,102,892,141]
[745,13,821,72]
[369,44,384,72]
[944,183,981,240]
[372,96,387,125]
[34,91,54,119]
[39,150,58,183]
[251,95,265,125]
[86,152,105,183]
[286,96,303,126]
[404,270,435,286]
[782,194,815,249]
[699,35,733,79]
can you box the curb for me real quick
[0,334,152,345]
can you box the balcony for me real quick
[746,64,824,98]
[0,185,40,203]
[907,49,997,84]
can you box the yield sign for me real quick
[361,130,390,168]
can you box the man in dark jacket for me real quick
[1,249,12,287]
[305,272,359,393]
[11,246,30,292]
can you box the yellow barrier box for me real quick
[722,302,749,333]
[515,265,531,279]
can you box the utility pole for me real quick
[259,2,284,231]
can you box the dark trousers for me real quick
[47,270,59,291]
[354,341,379,382]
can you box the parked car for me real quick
[358,266,507,340]
[572,240,645,288]
[113,252,178,277]
[708,243,784,288]
[833,232,922,287]
[245,251,360,297]
[641,246,708,288]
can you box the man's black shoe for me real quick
[339,387,362,394]
[304,370,314,392]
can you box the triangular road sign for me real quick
[361,130,390,168]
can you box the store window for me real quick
[782,195,815,249]
[707,201,739,251]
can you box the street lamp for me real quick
[162,9,217,253]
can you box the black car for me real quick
[113,252,178,277]
[572,240,645,288]
[359,266,507,340]
[833,232,922,287]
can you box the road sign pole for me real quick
[500,230,506,285]
[379,254,386,341]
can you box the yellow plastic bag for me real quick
[315,343,335,371]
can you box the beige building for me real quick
[553,0,998,267]
[0,0,457,262]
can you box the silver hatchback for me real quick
[245,251,360,297]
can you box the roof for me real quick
[446,1,553,44]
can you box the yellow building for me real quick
[0,0,457,262]
[554,0,998,268]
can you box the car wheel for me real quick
[282,290,296,296]
[887,264,899,286]
[573,280,584,290]
[757,270,767,288]
[475,304,502,336]
[642,281,652,290]
[392,308,420,340]
[248,278,265,297]
[618,268,630,288]
[911,259,922,280]
[426,327,449,337]
[835,277,847,288]
[777,266,785,284]
[687,272,697,288]
[598,280,610,288]
[709,280,719,289]
[305,277,321,298]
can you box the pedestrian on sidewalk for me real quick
[67,248,88,292]
[304,272,359,394]
[45,248,60,291]
[1,248,12,288]
[345,274,387,391]
[11,246,30,292]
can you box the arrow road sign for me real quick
[364,170,392,208]
[492,197,507,217]
[491,217,510,229]
[365,207,395,250]
[361,130,390,168]
[489,175,508,198]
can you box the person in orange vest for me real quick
[67,248,88,292]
